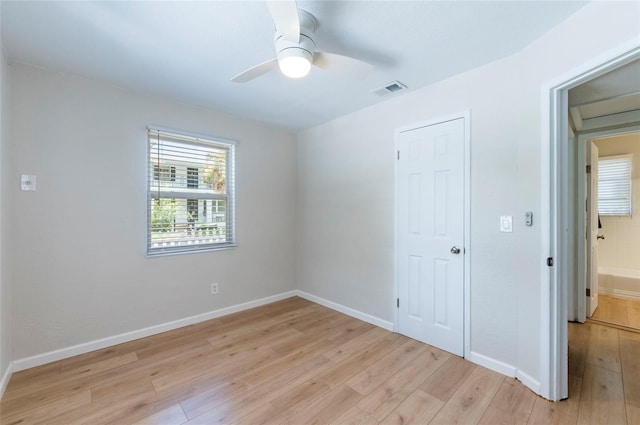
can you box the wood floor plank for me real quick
[591,304,604,321]
[569,322,591,378]
[478,378,536,425]
[269,314,373,357]
[268,378,332,418]
[527,375,582,425]
[3,362,60,390]
[601,295,629,327]
[585,324,621,373]
[356,345,451,420]
[628,298,640,329]
[178,380,250,420]
[324,326,391,362]
[284,384,363,425]
[237,349,330,389]
[130,403,187,425]
[592,295,640,331]
[184,387,282,425]
[378,389,443,425]
[0,389,91,425]
[619,330,640,408]
[346,339,427,395]
[428,366,504,424]
[577,364,626,425]
[66,391,186,425]
[316,333,407,389]
[627,403,640,425]
[331,405,380,425]
[152,347,280,394]
[419,355,476,402]
[229,405,286,425]
[0,351,139,406]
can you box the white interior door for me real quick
[397,118,465,356]
[586,141,599,317]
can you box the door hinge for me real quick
[586,165,591,173]
[397,298,399,308]
[397,150,400,160]
[586,288,591,297]
[546,257,554,267]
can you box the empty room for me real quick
[0,1,639,424]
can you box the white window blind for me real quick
[598,154,632,216]
[147,128,236,255]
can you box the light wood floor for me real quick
[1,297,639,424]
[590,294,640,330]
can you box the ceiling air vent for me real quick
[371,81,408,97]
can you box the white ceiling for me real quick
[1,1,588,132]
[569,59,640,131]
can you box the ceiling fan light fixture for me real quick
[278,48,312,78]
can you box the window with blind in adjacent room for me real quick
[598,154,632,216]
[147,128,236,255]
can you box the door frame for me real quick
[542,39,640,401]
[393,110,471,359]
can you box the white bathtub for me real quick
[598,267,640,300]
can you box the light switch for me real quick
[500,215,512,232]
[21,175,37,191]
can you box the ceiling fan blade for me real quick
[231,58,279,83]
[266,0,300,42]
[314,52,373,79]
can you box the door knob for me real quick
[597,235,605,240]
[451,246,461,254]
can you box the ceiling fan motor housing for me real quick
[274,9,317,66]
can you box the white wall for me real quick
[595,133,640,272]
[296,0,640,390]
[0,43,13,387]
[9,64,297,360]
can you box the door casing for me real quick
[543,40,640,401]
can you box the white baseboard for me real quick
[466,351,540,395]
[0,362,13,399]
[11,290,298,372]
[295,290,394,331]
[598,287,640,301]
[467,350,517,378]
[516,369,541,395]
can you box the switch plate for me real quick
[500,216,513,232]
[20,175,37,191]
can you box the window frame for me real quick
[597,153,632,217]
[146,127,237,256]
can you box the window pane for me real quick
[203,151,227,194]
[148,129,235,255]
[149,197,230,248]
[187,167,199,189]
[598,155,632,216]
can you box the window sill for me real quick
[146,243,237,258]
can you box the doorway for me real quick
[585,131,640,331]
[546,42,640,402]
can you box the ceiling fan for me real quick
[231,0,373,82]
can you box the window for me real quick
[598,154,632,216]
[147,128,236,255]
[187,167,199,189]
[153,165,176,182]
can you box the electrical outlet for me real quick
[210,283,219,295]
